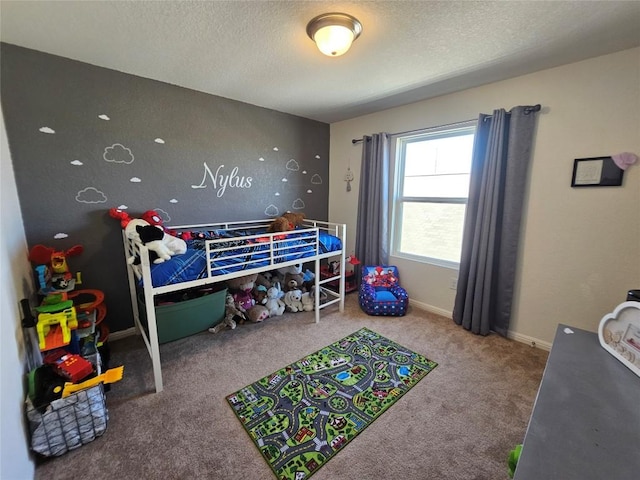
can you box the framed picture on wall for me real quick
[571,156,624,187]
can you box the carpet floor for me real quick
[33,294,548,480]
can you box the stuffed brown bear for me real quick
[283,272,304,292]
[266,216,292,233]
[266,212,306,233]
[282,212,306,228]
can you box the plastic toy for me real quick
[29,244,83,293]
[61,365,124,398]
[507,444,522,478]
[35,302,78,351]
[51,353,94,383]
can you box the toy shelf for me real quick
[320,266,357,293]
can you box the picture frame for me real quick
[598,301,640,378]
[571,156,624,187]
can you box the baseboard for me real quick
[507,331,552,351]
[409,299,452,319]
[108,327,137,342]
[409,299,551,351]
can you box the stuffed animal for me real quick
[125,219,151,244]
[277,263,302,275]
[110,207,186,258]
[283,272,304,292]
[252,284,268,305]
[221,293,247,325]
[265,283,285,317]
[302,269,316,292]
[141,210,164,228]
[260,271,274,285]
[226,273,258,293]
[255,273,271,290]
[269,270,285,287]
[246,305,269,323]
[283,289,304,313]
[136,225,172,264]
[232,290,254,312]
[300,287,324,311]
[301,291,314,311]
[209,310,238,334]
[266,216,293,233]
[227,274,258,311]
[282,211,306,228]
[162,233,187,256]
[141,209,185,252]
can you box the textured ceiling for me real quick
[1,1,639,123]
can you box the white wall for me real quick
[0,107,36,478]
[329,47,640,346]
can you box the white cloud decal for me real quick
[265,204,279,216]
[39,127,55,134]
[282,178,288,182]
[311,174,323,184]
[286,159,299,171]
[302,170,307,174]
[154,138,165,144]
[170,199,178,203]
[258,157,265,162]
[307,189,312,193]
[54,233,68,239]
[153,208,171,223]
[130,177,141,183]
[104,143,134,164]
[76,187,107,204]
[70,160,83,166]
[118,204,128,210]
[98,114,110,121]
[275,192,280,196]
[273,147,279,151]
[315,155,321,159]
[292,198,305,210]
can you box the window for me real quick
[392,122,476,268]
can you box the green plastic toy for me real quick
[507,444,523,478]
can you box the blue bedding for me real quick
[146,229,341,287]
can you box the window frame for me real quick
[391,121,477,269]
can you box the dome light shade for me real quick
[306,13,362,57]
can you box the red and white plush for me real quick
[109,208,187,262]
[141,209,186,255]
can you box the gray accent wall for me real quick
[1,43,330,332]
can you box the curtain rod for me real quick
[351,104,541,144]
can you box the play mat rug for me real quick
[226,327,438,480]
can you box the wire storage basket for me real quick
[26,384,108,457]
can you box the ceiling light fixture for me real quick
[306,12,362,57]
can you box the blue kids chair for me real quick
[359,265,408,316]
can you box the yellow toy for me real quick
[61,366,124,398]
[35,300,78,351]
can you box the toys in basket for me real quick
[25,364,124,456]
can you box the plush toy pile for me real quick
[211,262,324,334]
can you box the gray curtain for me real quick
[355,133,390,267]
[453,105,540,336]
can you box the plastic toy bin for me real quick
[138,287,227,344]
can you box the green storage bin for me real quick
[138,287,227,344]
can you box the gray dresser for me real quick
[514,324,640,479]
